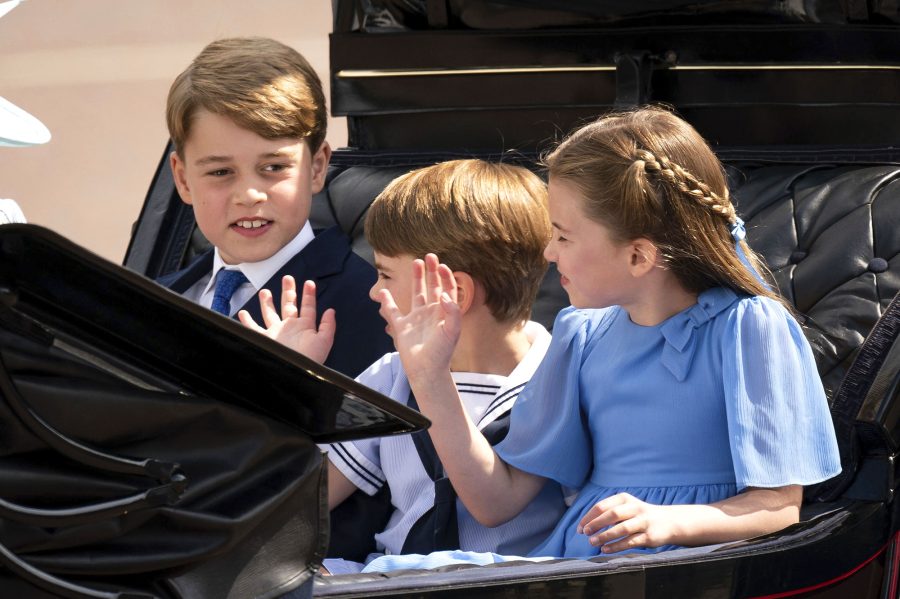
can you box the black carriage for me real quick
[3,1,900,597]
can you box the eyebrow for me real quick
[261,150,298,160]
[193,150,298,167]
[551,221,571,232]
[194,155,232,167]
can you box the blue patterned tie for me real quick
[210,269,248,315]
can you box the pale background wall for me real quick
[0,0,344,263]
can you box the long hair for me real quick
[544,106,784,306]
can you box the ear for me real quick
[628,238,659,278]
[310,141,332,194]
[451,271,478,315]
[169,151,193,206]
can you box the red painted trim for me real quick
[750,537,892,599]
[887,531,900,599]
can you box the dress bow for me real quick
[659,287,738,381]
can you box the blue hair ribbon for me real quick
[730,217,768,287]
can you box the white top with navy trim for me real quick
[325,321,568,557]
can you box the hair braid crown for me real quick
[634,148,736,223]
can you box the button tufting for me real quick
[868,257,889,273]
[790,250,807,264]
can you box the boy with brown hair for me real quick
[246,159,568,573]
[158,37,392,377]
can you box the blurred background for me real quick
[0,0,344,263]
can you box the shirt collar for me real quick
[204,222,315,296]
[474,321,552,429]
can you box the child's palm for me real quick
[377,254,461,377]
[239,276,335,364]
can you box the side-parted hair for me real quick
[544,106,785,306]
[366,159,551,323]
[166,37,326,156]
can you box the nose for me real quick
[543,238,557,263]
[369,279,382,303]
[234,184,267,205]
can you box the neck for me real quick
[449,309,532,375]
[625,272,698,326]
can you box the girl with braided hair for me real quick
[360,107,840,571]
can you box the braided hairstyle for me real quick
[543,106,783,305]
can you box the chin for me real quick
[568,295,608,310]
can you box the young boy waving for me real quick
[243,159,568,572]
[159,37,392,377]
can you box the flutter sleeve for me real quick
[723,297,841,491]
[495,306,613,490]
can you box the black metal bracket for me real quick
[614,50,675,108]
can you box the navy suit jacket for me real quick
[157,226,393,378]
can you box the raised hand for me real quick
[238,275,335,364]
[376,253,462,381]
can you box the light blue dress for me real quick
[361,288,841,571]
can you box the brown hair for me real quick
[365,159,551,323]
[166,37,326,156]
[544,106,784,305]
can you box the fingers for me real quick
[436,263,458,304]
[587,511,645,548]
[425,253,442,304]
[318,308,337,346]
[258,288,280,329]
[237,309,263,332]
[297,280,318,330]
[439,290,462,340]
[281,275,299,319]
[596,529,651,554]
[411,258,427,308]
[413,254,454,308]
[377,288,403,326]
[578,493,631,534]
[575,493,671,553]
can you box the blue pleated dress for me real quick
[361,287,841,571]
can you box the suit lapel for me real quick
[160,251,214,294]
[237,226,351,324]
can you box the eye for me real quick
[262,163,291,173]
[556,234,568,243]
[377,271,391,281]
[206,168,231,177]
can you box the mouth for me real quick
[232,219,271,229]
[231,218,272,236]
[559,273,569,286]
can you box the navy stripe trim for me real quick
[331,442,383,490]
[456,389,499,396]
[455,382,502,389]
[483,382,526,415]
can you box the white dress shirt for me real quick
[184,221,315,315]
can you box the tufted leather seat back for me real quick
[309,157,900,401]
[728,163,900,397]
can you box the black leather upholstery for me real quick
[729,163,900,397]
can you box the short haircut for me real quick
[366,159,551,323]
[166,37,326,156]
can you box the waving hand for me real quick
[239,275,335,364]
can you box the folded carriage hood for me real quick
[0,224,427,443]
